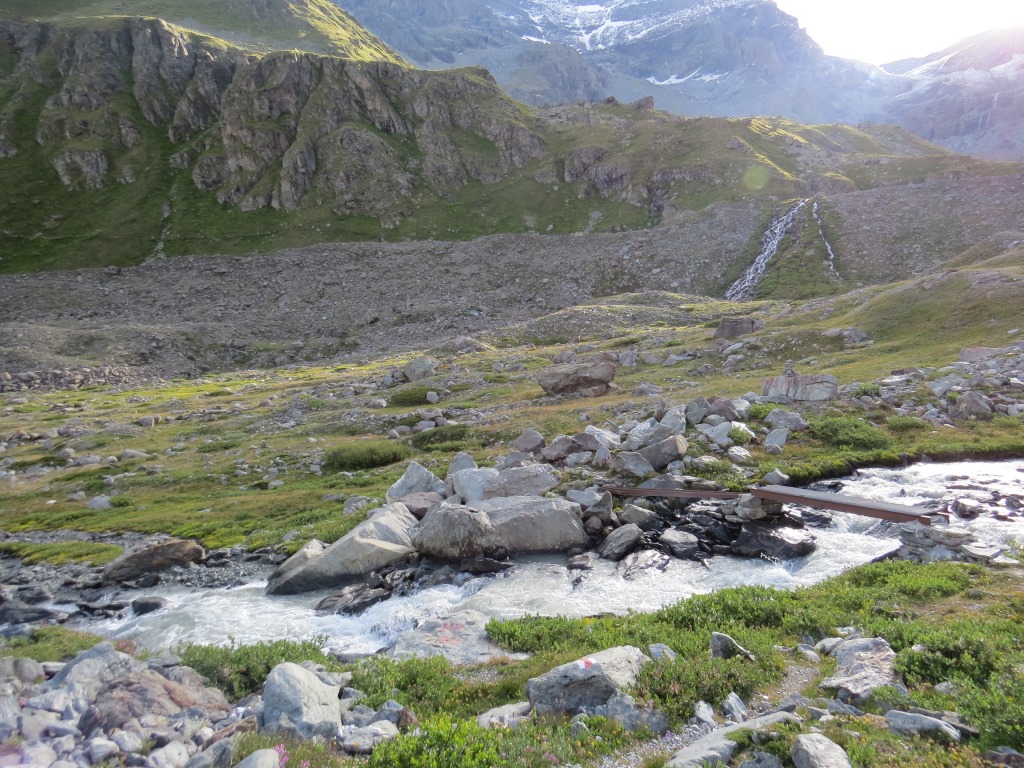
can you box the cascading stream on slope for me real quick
[812,200,840,278]
[724,198,809,301]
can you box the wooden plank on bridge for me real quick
[751,485,934,526]
[603,484,936,526]
[602,486,741,501]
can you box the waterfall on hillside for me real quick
[812,200,840,278]
[724,198,809,301]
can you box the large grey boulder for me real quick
[103,538,204,583]
[78,668,230,733]
[412,497,588,559]
[512,429,546,453]
[639,435,688,471]
[444,452,478,496]
[619,504,661,531]
[44,643,144,710]
[662,529,700,559]
[386,462,445,502]
[731,522,816,559]
[536,361,616,396]
[403,357,438,382]
[482,464,560,499]
[948,391,994,420]
[762,373,838,402]
[766,410,809,431]
[527,646,649,714]
[622,419,674,451]
[885,710,960,741]
[263,662,341,739]
[147,742,191,768]
[266,504,417,594]
[819,637,903,704]
[409,503,497,560]
[611,452,655,478]
[477,496,589,553]
[791,733,852,768]
[450,468,500,503]
[599,524,643,561]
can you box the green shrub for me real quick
[886,416,929,434]
[960,666,1024,750]
[368,715,630,768]
[634,651,779,723]
[409,425,471,450]
[3,626,108,662]
[178,638,342,699]
[322,441,412,472]
[0,541,123,566]
[727,427,753,446]
[233,735,346,768]
[390,387,433,407]
[851,382,882,398]
[110,496,134,508]
[808,416,891,450]
[746,403,774,421]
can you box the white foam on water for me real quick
[92,460,1024,654]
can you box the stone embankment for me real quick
[0,628,1007,768]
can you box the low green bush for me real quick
[409,425,471,450]
[368,714,630,768]
[178,638,342,699]
[390,387,433,407]
[808,416,891,450]
[727,427,753,446]
[3,626,108,662]
[746,403,774,421]
[322,441,412,472]
[886,416,930,434]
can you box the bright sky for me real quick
[773,0,1024,65]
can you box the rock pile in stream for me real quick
[264,393,824,610]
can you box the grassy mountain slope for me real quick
[0,12,1021,282]
[0,0,404,60]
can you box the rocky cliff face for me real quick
[0,17,545,218]
[882,27,1024,161]
[337,0,906,125]
[334,0,1024,160]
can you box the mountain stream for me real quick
[92,460,1024,658]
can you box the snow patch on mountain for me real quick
[517,0,756,51]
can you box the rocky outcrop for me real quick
[526,646,649,715]
[536,361,617,396]
[102,538,205,584]
[1,17,545,220]
[262,662,343,739]
[411,496,589,560]
[265,503,417,594]
[762,369,838,402]
[819,637,904,704]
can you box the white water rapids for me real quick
[812,200,840,278]
[92,460,1024,657]
[724,199,809,301]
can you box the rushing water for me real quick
[812,200,840,278]
[92,460,1024,656]
[724,199,809,301]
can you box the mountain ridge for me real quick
[334,0,1024,161]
